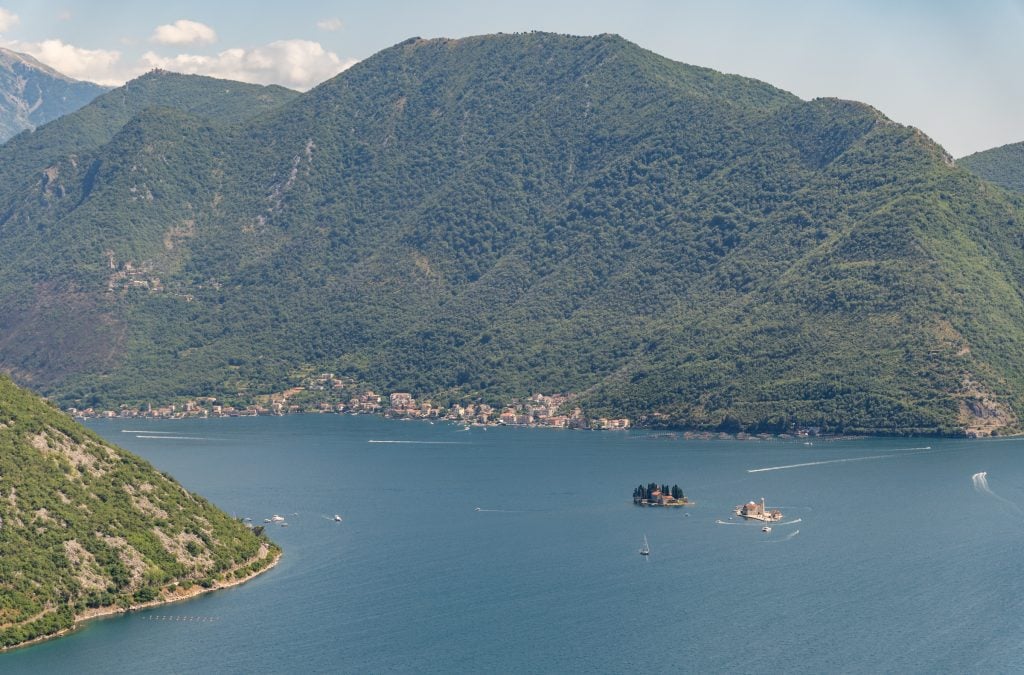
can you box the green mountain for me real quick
[0,375,278,648]
[1,32,1024,436]
[960,141,1024,193]
[0,69,297,193]
[0,47,109,143]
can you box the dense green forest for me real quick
[1,32,1024,435]
[960,141,1024,193]
[0,376,277,648]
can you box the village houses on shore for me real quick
[67,373,631,431]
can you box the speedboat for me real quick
[334,514,342,522]
[762,525,772,533]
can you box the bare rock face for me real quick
[0,47,108,143]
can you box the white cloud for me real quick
[0,7,19,32]
[5,34,356,91]
[317,17,344,32]
[142,39,357,90]
[151,19,217,45]
[7,39,130,85]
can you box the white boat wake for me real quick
[972,471,1023,515]
[135,435,213,440]
[763,529,801,543]
[777,518,802,526]
[715,519,741,525]
[368,440,470,444]
[122,430,178,434]
[748,447,932,473]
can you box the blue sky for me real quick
[0,0,1021,157]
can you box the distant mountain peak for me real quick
[0,46,68,78]
[0,46,109,143]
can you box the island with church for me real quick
[632,483,689,507]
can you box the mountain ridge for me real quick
[0,32,1022,435]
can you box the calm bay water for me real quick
[5,415,1024,673]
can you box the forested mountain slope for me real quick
[1,32,1023,435]
[960,141,1024,193]
[0,376,277,648]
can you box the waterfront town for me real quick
[66,372,632,431]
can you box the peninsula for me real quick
[0,376,279,650]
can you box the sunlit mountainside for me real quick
[2,33,1024,435]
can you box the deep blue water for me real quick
[5,415,1024,673]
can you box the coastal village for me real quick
[66,372,632,431]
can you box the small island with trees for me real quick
[633,482,689,507]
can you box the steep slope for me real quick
[1,32,1024,435]
[0,73,298,388]
[960,141,1024,193]
[0,47,108,143]
[0,376,279,649]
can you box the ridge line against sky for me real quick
[0,0,1021,157]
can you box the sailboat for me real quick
[639,534,650,556]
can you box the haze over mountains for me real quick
[0,47,108,143]
[2,32,1024,435]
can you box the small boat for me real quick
[270,515,285,522]
[333,514,342,522]
[762,525,772,533]
[639,534,650,556]
[474,507,481,512]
